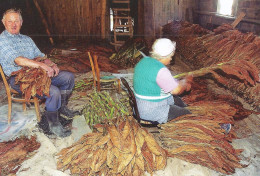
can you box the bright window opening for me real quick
[217,0,234,16]
[110,8,114,31]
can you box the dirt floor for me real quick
[0,46,259,176]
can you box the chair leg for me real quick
[33,97,41,122]
[97,81,101,91]
[22,102,27,112]
[117,79,121,93]
[7,98,12,124]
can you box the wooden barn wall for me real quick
[139,0,197,46]
[37,0,110,40]
[196,0,260,35]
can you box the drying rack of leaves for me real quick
[82,90,129,129]
[0,136,40,175]
[57,116,167,175]
[11,67,51,102]
[163,20,260,110]
[109,38,147,68]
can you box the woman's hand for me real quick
[171,74,193,95]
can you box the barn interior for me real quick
[0,0,259,176]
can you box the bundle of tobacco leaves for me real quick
[57,116,167,176]
[11,67,51,102]
[156,77,256,174]
[182,78,257,120]
[109,38,147,68]
[0,136,40,175]
[159,101,245,175]
[82,90,129,129]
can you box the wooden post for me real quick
[33,0,54,45]
[231,12,246,28]
[101,0,107,39]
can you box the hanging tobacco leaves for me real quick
[57,116,167,176]
[11,67,51,102]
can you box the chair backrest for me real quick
[120,77,159,128]
[88,52,102,89]
[0,65,12,97]
[120,77,141,123]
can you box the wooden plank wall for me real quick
[37,0,110,40]
[141,0,197,47]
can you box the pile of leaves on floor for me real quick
[157,77,257,175]
[48,40,122,73]
[0,136,40,175]
[11,67,51,102]
[109,38,147,68]
[57,116,167,176]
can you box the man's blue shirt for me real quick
[0,30,45,77]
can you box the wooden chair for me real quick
[87,52,121,93]
[0,65,41,124]
[120,77,159,128]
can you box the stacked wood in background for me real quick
[0,136,40,175]
[163,21,260,110]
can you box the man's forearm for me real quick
[15,56,45,68]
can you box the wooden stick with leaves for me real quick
[173,59,260,86]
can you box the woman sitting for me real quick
[133,38,192,124]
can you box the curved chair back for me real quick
[120,77,159,128]
[0,65,41,124]
[87,52,120,93]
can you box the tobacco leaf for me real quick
[11,67,51,103]
[141,141,154,173]
[107,124,122,150]
[142,128,164,156]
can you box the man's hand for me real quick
[52,64,60,76]
[38,63,54,77]
[44,66,55,77]
[43,59,59,76]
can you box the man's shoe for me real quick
[45,111,72,138]
[38,114,53,135]
[59,115,73,127]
